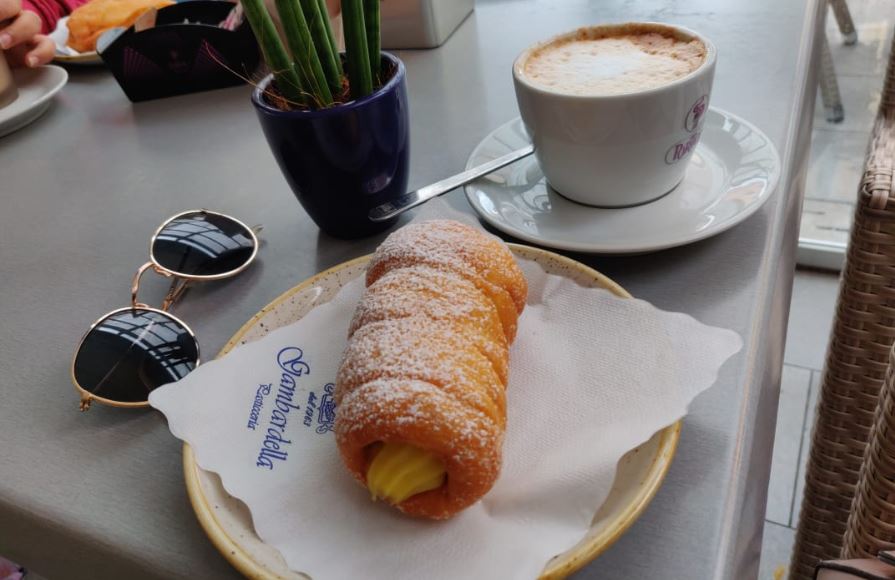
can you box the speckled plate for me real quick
[183,244,681,579]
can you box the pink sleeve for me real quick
[22,0,89,34]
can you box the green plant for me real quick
[242,0,382,109]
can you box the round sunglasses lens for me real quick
[152,211,255,277]
[73,309,199,403]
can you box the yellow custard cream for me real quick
[366,442,447,504]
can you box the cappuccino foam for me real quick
[523,26,706,96]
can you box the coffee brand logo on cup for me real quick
[685,95,708,132]
[665,132,701,165]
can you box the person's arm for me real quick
[0,0,54,67]
[22,0,63,33]
[22,0,87,33]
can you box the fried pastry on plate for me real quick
[335,220,527,519]
[67,0,174,52]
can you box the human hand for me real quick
[0,0,55,68]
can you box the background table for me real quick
[0,0,822,578]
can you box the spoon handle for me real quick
[368,144,535,222]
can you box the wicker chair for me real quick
[830,0,858,45]
[789,33,895,580]
[842,344,895,559]
[820,35,845,123]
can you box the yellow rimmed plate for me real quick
[183,244,681,579]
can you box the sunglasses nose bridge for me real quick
[131,262,171,308]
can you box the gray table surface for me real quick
[0,0,822,578]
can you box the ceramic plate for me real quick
[49,17,104,65]
[465,108,781,254]
[183,244,681,579]
[0,65,67,138]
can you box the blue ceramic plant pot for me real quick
[251,53,409,239]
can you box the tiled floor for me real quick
[758,271,838,579]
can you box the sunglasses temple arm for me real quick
[251,224,265,246]
[161,277,191,311]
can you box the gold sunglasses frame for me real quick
[71,209,260,412]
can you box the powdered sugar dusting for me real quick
[348,265,510,383]
[366,220,528,314]
[334,220,527,517]
[338,318,506,423]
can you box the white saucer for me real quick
[464,108,781,254]
[49,17,103,65]
[0,66,68,138]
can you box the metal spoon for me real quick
[368,144,535,222]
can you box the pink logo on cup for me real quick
[685,95,708,132]
[665,132,701,164]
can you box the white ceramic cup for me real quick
[0,50,18,110]
[513,22,716,207]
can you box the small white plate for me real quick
[49,17,104,65]
[0,65,67,138]
[464,108,781,254]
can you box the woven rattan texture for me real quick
[789,35,895,580]
[842,344,895,559]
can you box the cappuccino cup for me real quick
[0,50,17,110]
[513,22,716,207]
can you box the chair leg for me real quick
[830,0,858,45]
[819,35,845,123]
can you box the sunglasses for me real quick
[71,209,260,411]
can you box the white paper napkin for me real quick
[150,238,742,579]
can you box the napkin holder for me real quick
[97,0,259,102]
[380,0,473,48]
